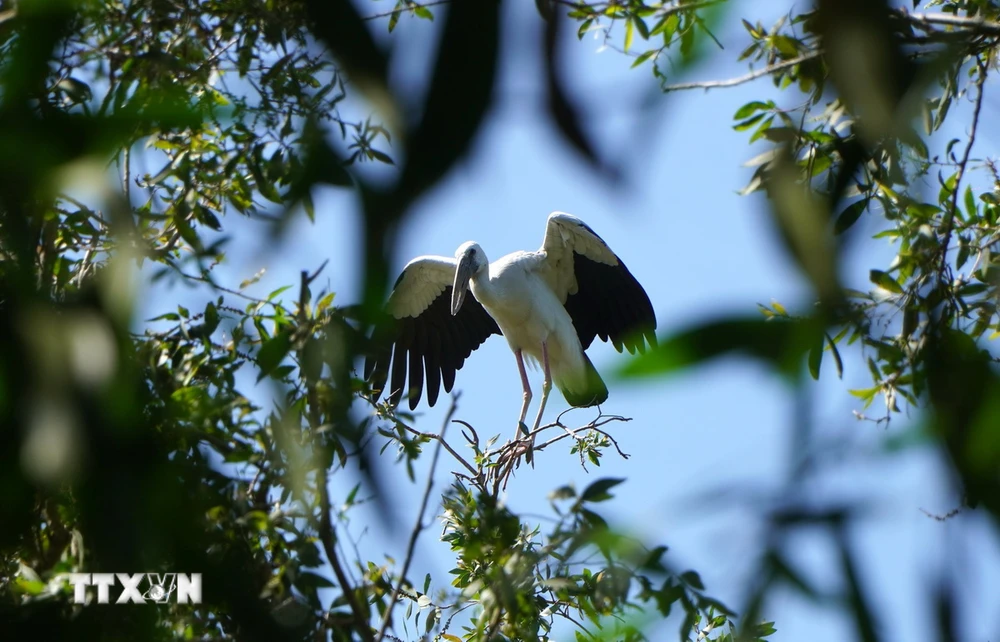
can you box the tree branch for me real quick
[392,416,478,477]
[902,10,1000,35]
[318,472,373,641]
[297,263,374,642]
[374,395,459,642]
[937,56,988,284]
[660,51,822,92]
[362,0,451,22]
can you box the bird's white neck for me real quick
[468,264,497,305]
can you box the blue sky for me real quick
[135,1,1000,639]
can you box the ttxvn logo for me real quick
[66,573,202,604]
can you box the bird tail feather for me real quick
[555,353,608,408]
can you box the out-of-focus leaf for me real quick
[826,333,844,379]
[680,570,704,590]
[618,317,823,381]
[734,100,772,119]
[808,330,823,380]
[834,200,867,235]
[542,14,616,182]
[836,532,880,642]
[869,269,904,294]
[304,0,388,100]
[580,477,626,503]
[257,329,292,381]
[815,0,914,145]
[765,151,840,304]
[394,0,500,202]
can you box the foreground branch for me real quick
[661,52,822,92]
[374,395,459,642]
[904,10,1000,35]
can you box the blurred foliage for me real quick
[2,0,996,640]
[599,0,1000,640]
[0,0,770,640]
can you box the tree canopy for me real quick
[1,0,998,640]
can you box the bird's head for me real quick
[451,242,486,316]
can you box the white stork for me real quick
[365,212,656,456]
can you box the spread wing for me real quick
[536,212,656,353]
[364,256,500,410]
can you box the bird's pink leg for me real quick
[525,341,551,465]
[515,349,532,433]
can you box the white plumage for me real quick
[366,212,656,451]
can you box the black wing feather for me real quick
[563,251,656,354]
[366,283,500,410]
[424,329,442,407]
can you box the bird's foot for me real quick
[493,435,533,486]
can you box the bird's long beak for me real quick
[451,256,474,316]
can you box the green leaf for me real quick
[268,285,292,301]
[641,545,668,571]
[834,200,867,235]
[680,570,704,590]
[965,185,977,218]
[393,0,499,206]
[204,302,220,335]
[257,330,292,382]
[619,317,822,380]
[388,5,400,32]
[826,333,844,379]
[295,571,335,589]
[634,17,650,41]
[808,331,823,380]
[316,291,336,314]
[733,113,766,131]
[624,19,634,52]
[770,34,799,57]
[550,485,576,500]
[580,477,626,503]
[370,148,395,165]
[148,312,180,322]
[869,270,904,294]
[734,100,771,120]
[631,49,656,69]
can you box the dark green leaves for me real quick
[256,329,292,382]
[869,269,904,295]
[394,0,500,203]
[619,317,824,382]
[304,0,388,98]
[580,478,626,503]
[834,200,867,235]
[542,13,618,182]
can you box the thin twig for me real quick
[902,10,1000,35]
[393,418,478,476]
[919,505,964,521]
[173,267,273,305]
[374,394,460,642]
[362,0,451,22]
[318,479,373,641]
[490,414,633,491]
[937,57,988,283]
[660,51,822,92]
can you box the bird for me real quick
[364,212,657,458]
